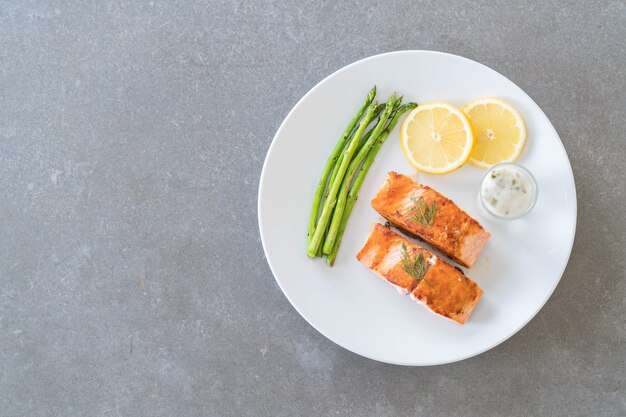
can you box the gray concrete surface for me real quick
[1,1,625,416]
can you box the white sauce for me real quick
[481,165,536,218]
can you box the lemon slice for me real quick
[400,102,474,174]
[463,97,526,169]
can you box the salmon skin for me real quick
[356,224,483,324]
[371,171,490,268]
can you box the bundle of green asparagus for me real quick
[306,86,418,266]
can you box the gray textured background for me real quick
[1,1,625,416]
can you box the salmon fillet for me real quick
[371,171,490,268]
[356,224,483,324]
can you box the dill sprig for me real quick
[407,196,437,228]
[400,243,433,287]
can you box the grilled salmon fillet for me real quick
[371,171,490,268]
[356,224,483,324]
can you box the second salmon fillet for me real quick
[357,224,483,324]
[371,171,490,268]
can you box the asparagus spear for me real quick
[315,103,385,258]
[354,101,398,156]
[307,101,378,257]
[307,86,376,249]
[322,102,386,207]
[322,94,398,255]
[324,102,385,202]
[326,102,418,266]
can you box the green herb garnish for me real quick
[407,196,438,228]
[400,243,433,287]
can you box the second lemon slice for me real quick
[463,97,526,168]
[400,102,474,174]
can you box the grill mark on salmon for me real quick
[356,224,483,324]
[371,172,490,268]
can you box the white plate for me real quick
[258,51,576,366]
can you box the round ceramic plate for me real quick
[258,51,576,366]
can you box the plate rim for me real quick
[258,50,578,366]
